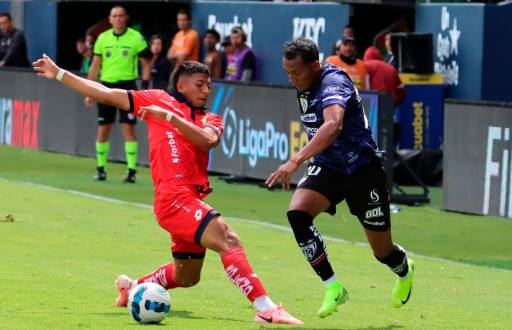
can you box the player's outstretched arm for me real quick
[139,105,219,151]
[266,104,345,189]
[33,54,130,111]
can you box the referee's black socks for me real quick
[287,210,335,281]
[376,244,409,277]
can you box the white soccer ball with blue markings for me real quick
[128,282,171,324]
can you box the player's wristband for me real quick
[141,80,150,89]
[56,69,66,82]
[165,111,174,122]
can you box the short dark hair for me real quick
[177,9,191,20]
[76,36,85,43]
[204,29,220,41]
[110,5,127,15]
[172,61,210,90]
[0,12,12,21]
[150,34,163,43]
[283,38,319,64]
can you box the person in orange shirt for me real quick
[167,10,200,67]
[325,37,368,90]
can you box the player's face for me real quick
[283,56,320,92]
[204,34,217,50]
[150,38,163,55]
[340,41,356,58]
[230,33,243,48]
[76,41,86,55]
[0,16,12,34]
[85,35,94,50]
[177,14,190,31]
[177,73,211,108]
[109,7,128,30]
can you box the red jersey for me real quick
[128,89,223,196]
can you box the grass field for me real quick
[1,145,512,329]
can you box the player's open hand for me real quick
[266,160,300,190]
[33,54,59,80]
[139,105,172,121]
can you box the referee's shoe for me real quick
[123,169,137,183]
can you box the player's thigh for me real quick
[173,257,204,286]
[289,188,331,217]
[290,163,342,216]
[200,215,242,254]
[119,110,137,126]
[346,159,391,234]
[97,102,117,126]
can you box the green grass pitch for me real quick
[1,145,512,329]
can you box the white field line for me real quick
[2,177,511,273]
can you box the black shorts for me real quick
[297,157,391,232]
[97,80,137,125]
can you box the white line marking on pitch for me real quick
[2,177,510,272]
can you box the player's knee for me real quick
[177,276,200,288]
[287,210,313,232]
[224,228,242,251]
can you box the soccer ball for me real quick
[128,282,171,324]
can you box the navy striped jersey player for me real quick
[297,62,377,174]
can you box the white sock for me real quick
[324,274,337,286]
[253,295,277,312]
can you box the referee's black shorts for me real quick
[97,80,137,125]
[297,156,391,232]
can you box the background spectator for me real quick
[0,12,30,68]
[167,9,200,67]
[149,34,171,89]
[202,29,223,79]
[220,35,232,78]
[384,33,397,68]
[363,46,405,106]
[225,26,256,82]
[75,35,93,74]
[343,24,354,39]
[325,37,368,90]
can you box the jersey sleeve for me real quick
[127,89,165,117]
[204,113,224,139]
[93,34,104,56]
[135,32,149,55]
[320,77,354,110]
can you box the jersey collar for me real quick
[113,28,128,37]
[170,90,207,119]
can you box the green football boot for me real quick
[318,280,349,318]
[392,259,415,308]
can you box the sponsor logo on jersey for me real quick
[166,130,180,164]
[299,96,309,113]
[301,113,317,122]
[370,189,380,203]
[324,85,344,94]
[365,206,384,220]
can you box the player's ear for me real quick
[176,77,185,93]
[312,60,321,72]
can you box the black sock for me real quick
[376,244,409,277]
[287,210,334,281]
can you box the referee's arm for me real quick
[33,54,131,111]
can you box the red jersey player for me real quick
[33,54,302,325]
